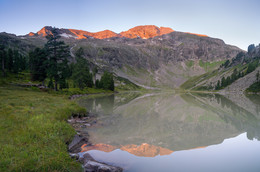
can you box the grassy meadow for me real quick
[0,85,86,171]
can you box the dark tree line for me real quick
[1,28,114,91]
[215,68,244,90]
[71,47,114,91]
[71,47,93,89]
[0,44,27,77]
[28,28,114,91]
[95,71,114,91]
[215,60,259,90]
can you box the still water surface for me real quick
[77,92,260,172]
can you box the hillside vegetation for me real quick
[181,44,260,93]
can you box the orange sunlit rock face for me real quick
[188,146,207,150]
[29,25,208,39]
[81,143,117,153]
[81,143,173,157]
[68,29,90,39]
[120,25,174,39]
[159,27,175,36]
[28,32,35,36]
[37,27,53,37]
[69,29,119,39]
[185,32,208,37]
[120,143,173,157]
[91,30,119,39]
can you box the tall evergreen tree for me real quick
[256,71,260,82]
[231,68,238,82]
[0,45,6,77]
[221,77,226,87]
[13,50,20,73]
[7,48,13,71]
[20,54,27,71]
[226,76,231,86]
[72,47,93,89]
[99,71,114,91]
[215,80,220,90]
[29,48,47,85]
[45,28,71,90]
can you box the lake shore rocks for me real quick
[68,115,123,172]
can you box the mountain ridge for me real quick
[0,25,243,89]
[27,25,209,40]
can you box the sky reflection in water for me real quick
[77,93,260,172]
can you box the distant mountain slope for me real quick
[1,25,242,88]
[181,44,260,92]
[71,30,241,88]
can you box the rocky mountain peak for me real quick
[119,25,174,39]
[37,26,53,37]
[28,32,35,36]
[91,30,119,39]
[27,25,211,40]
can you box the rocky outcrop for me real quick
[37,26,53,37]
[68,29,119,39]
[69,134,88,153]
[80,153,122,172]
[120,25,174,39]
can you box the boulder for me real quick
[68,134,87,153]
[84,160,123,172]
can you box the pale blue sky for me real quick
[0,0,259,50]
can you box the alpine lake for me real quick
[76,92,260,172]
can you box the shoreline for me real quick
[67,113,123,172]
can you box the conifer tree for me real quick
[45,28,70,90]
[99,71,114,91]
[0,45,6,77]
[221,77,226,87]
[256,71,260,82]
[72,47,93,89]
[7,48,13,71]
[29,48,47,85]
[13,50,20,73]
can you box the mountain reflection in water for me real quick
[77,92,260,171]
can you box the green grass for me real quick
[186,60,194,68]
[180,66,231,91]
[199,60,225,72]
[115,76,142,91]
[0,72,40,86]
[0,86,86,171]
